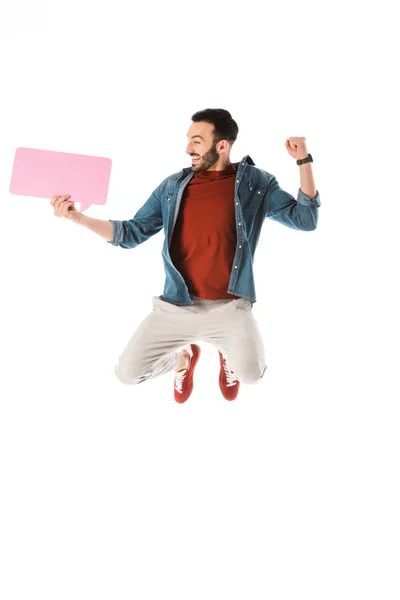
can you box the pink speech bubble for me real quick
[9,147,112,212]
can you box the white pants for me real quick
[114,295,267,385]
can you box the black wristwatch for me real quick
[296,153,313,166]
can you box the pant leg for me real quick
[114,296,199,385]
[199,297,268,384]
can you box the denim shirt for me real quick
[107,155,321,306]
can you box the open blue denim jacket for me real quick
[107,155,321,306]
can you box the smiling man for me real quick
[187,120,232,172]
[51,108,321,403]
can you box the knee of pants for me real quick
[114,363,146,385]
[240,363,268,385]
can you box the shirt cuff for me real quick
[106,220,124,245]
[297,188,321,207]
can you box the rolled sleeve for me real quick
[266,176,321,231]
[107,220,124,245]
[297,188,321,207]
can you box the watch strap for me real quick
[296,153,313,166]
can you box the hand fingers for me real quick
[51,194,71,208]
[51,196,73,217]
[54,197,65,213]
[54,197,71,213]
[52,197,60,211]
[61,201,74,217]
[51,195,61,208]
[56,195,71,210]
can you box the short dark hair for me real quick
[191,108,239,146]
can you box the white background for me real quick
[0,1,399,598]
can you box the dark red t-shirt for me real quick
[169,163,241,300]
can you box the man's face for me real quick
[186,121,220,172]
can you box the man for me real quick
[50,108,321,403]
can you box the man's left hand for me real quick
[285,137,308,160]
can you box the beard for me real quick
[191,142,220,171]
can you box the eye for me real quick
[194,141,200,144]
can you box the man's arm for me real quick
[72,213,114,241]
[73,181,165,247]
[265,175,321,231]
[106,181,164,248]
[298,150,318,199]
[72,180,166,248]
[264,136,321,230]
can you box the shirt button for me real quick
[238,222,241,226]
[257,190,261,194]
[236,202,238,205]
[239,245,242,248]
[234,265,238,269]
[242,162,245,165]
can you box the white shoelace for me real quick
[174,369,187,394]
[223,358,237,387]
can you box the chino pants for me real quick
[114,295,267,386]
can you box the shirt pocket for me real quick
[164,190,175,204]
[243,180,266,212]
[162,190,174,218]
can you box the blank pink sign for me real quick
[9,147,112,212]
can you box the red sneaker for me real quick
[174,344,201,404]
[218,350,240,400]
